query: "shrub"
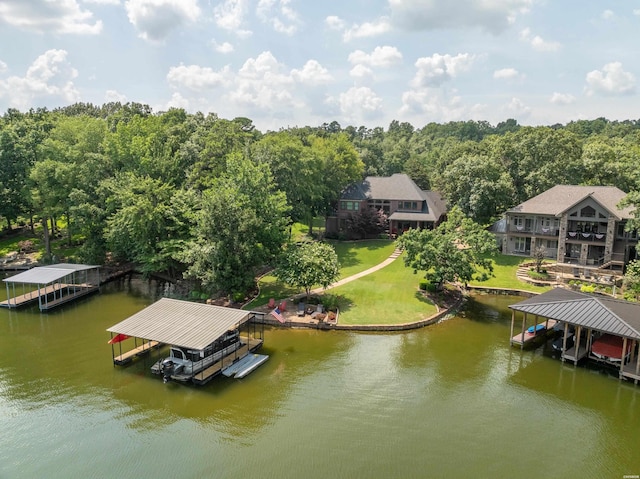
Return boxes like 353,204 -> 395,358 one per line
232,291 -> 245,303
580,284 -> 596,293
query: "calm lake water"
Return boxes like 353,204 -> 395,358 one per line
1,276 -> 639,479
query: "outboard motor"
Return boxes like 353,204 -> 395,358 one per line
162,360 -> 175,383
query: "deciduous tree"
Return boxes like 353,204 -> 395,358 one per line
397,206 -> 497,289
275,241 -> 340,299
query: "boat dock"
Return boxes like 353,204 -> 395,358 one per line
112,340 -> 162,366
2,264 -> 100,311
107,298 -> 268,385
192,338 -> 265,384
509,288 -> 640,385
510,318 -> 558,348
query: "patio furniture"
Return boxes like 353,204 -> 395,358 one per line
297,302 -> 305,317
268,298 -> 276,308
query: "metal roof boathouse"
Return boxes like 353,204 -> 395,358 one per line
107,298 -> 267,385
509,288 -> 640,384
1,263 -> 100,311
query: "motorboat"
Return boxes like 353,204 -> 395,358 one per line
151,330 -> 242,382
590,334 -> 633,364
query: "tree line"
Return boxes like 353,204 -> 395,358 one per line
1,103 -> 639,295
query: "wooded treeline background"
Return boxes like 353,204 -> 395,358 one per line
1,103 -> 639,295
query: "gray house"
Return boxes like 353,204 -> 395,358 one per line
326,173 -> 447,237
501,185 -> 637,273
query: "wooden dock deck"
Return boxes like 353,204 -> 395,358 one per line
561,344 -> 589,364
511,319 -> 558,347
192,338 -> 263,385
113,341 -> 161,365
1,283 -> 99,310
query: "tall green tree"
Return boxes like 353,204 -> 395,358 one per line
397,207 -> 498,289
275,241 -> 340,299
182,154 -> 290,294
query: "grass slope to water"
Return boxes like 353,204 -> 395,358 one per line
470,254 -> 551,293
247,239 -> 396,309
329,255 -> 438,326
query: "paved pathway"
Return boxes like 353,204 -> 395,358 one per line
309,247 -> 403,294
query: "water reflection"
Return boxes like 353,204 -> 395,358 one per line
1,279 -> 640,478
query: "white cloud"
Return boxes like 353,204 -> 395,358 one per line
493,68 -> 522,80
399,87 -> 475,121
585,62 -> 636,96
343,17 -> 391,42
214,0 -> 252,36
349,64 -> 373,79
336,86 -> 384,120
166,91 -> 190,109
325,15 -> 345,30
348,46 -> 403,68
83,0 -> 121,4
291,60 -> 333,85
601,9 -> 614,20
0,60 -> 7,74
505,97 -> 531,116
0,0 -> 102,34
389,0 -> 532,34
125,0 -> 200,42
212,40 -> 234,54
105,89 -> 127,102
550,92 -> 575,105
229,52 -> 298,110
0,49 -> 80,109
520,28 -> 560,52
257,0 -> 301,35
410,53 -> 475,88
167,64 -> 231,91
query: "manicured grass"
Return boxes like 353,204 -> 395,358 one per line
246,239 -> 396,309
328,239 -> 395,279
290,218 -> 326,241
328,255 -> 438,325
469,253 -> 551,293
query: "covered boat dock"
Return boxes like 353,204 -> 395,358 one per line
509,288 -> 640,384
107,298 -> 267,384
1,263 -> 100,311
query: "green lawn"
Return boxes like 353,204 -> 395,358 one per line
469,253 -> 551,293
328,254 -> 438,325
246,239 -> 395,309
328,239 -> 396,279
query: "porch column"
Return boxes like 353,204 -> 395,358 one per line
561,322 -> 569,361
604,216 -> 616,264
520,313 -> 527,350
558,215 -> 568,262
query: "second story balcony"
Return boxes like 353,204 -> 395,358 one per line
566,231 -> 607,243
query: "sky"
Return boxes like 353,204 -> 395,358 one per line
0,0 -> 639,132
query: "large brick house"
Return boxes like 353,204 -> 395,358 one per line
498,185 -> 638,274
326,173 -> 447,237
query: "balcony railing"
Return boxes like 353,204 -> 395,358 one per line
509,226 -> 559,236
565,232 -> 607,242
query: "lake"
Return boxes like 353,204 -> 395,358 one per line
1,276 -> 639,478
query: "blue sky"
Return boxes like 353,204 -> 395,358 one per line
0,0 -> 639,131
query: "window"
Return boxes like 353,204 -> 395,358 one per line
546,240 -> 558,250
401,201 -> 418,210
341,201 -> 359,211
514,237 -> 527,252
580,206 -> 596,218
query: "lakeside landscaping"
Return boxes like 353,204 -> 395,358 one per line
470,254 -> 551,293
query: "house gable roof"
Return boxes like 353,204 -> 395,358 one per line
342,173 -> 425,201
506,185 -> 634,219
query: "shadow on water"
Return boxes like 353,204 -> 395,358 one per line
0,274 -> 354,439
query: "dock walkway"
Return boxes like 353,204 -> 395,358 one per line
113,341 -> 161,365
